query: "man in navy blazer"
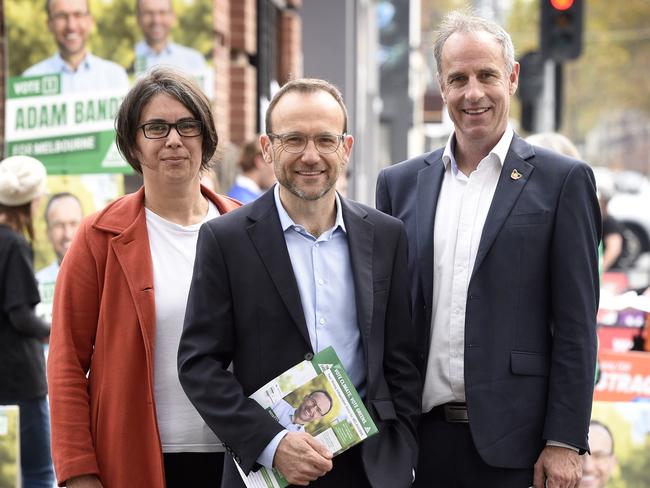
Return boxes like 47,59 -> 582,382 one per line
179,78 -> 420,487
376,11 -> 600,488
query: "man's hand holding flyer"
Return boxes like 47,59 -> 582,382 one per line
234,347 -> 378,488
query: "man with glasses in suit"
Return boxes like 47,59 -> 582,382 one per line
179,78 -> 420,488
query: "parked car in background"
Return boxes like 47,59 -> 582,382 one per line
595,168 -> 650,267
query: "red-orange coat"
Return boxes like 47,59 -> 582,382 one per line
48,187 -> 240,487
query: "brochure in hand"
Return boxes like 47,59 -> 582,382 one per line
235,347 -> 378,488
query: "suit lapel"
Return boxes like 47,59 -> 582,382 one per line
342,199 -> 373,348
417,158 -> 445,311
471,136 -> 535,281
247,192 -> 311,347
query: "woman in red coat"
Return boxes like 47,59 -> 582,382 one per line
48,68 -> 240,488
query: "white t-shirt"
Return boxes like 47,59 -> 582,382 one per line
146,201 -> 223,453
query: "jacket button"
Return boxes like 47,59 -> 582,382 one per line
304,352 -> 314,361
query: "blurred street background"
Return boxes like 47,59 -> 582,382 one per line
2,1 -> 650,485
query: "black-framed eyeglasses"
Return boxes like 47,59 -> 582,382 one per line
267,132 -> 346,154
138,120 -> 203,139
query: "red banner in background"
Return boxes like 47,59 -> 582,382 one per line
601,271 -> 629,295
597,326 -> 640,352
595,350 -> 650,402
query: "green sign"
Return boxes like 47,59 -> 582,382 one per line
6,131 -> 129,174
5,75 -> 131,175
8,74 -> 61,98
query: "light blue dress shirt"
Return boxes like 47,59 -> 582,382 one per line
270,399 -> 304,432
256,185 -> 366,469
134,41 -> 207,74
23,53 -> 129,94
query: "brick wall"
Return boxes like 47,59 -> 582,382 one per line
278,9 -> 303,84
229,0 -> 257,146
230,61 -> 257,145
230,0 -> 256,55
213,0 -> 231,146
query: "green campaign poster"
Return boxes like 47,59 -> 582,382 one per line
3,0 -> 213,175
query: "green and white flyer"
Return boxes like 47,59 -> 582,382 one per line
236,347 -> 378,488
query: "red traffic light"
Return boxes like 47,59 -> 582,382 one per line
550,0 -> 574,10
541,0 -> 583,61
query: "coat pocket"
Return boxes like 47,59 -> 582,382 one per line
506,211 -> 550,226
510,351 -> 550,376
371,399 -> 397,421
373,277 -> 390,294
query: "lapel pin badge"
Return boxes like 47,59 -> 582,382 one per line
510,169 -> 523,181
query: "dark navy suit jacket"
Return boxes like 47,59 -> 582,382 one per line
376,134 -> 601,469
179,189 -> 421,487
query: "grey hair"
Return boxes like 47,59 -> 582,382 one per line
433,10 -> 516,81
526,132 -> 581,159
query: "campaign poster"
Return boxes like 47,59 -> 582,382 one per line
595,350 -> 650,403
0,406 -> 20,488
3,0 -> 212,286
590,349 -> 650,487
3,0 -> 212,174
590,401 -> 650,488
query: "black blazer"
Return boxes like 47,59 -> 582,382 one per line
178,189 -> 421,488
376,134 -> 601,468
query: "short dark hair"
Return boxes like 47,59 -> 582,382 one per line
308,389 -> 334,416
115,67 -> 218,174
0,203 -> 34,240
265,78 -> 348,134
45,0 -> 90,18
44,192 -> 82,227
237,139 -> 262,173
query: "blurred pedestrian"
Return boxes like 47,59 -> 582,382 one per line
526,132 -> 581,159
598,192 -> 625,272
227,138 -> 277,203
47,67 -> 240,488
377,12 -> 600,488
0,155 -> 55,488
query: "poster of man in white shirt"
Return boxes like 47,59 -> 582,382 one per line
35,192 -> 84,323
22,0 -> 129,93
135,0 -> 207,76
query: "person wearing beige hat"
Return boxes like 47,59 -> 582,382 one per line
0,155 -> 55,488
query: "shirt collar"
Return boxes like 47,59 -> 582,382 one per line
442,125 -> 514,174
135,40 -> 174,57
54,52 -> 93,73
273,184 -> 346,235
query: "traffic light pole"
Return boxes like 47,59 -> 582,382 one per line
536,59 -> 557,132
